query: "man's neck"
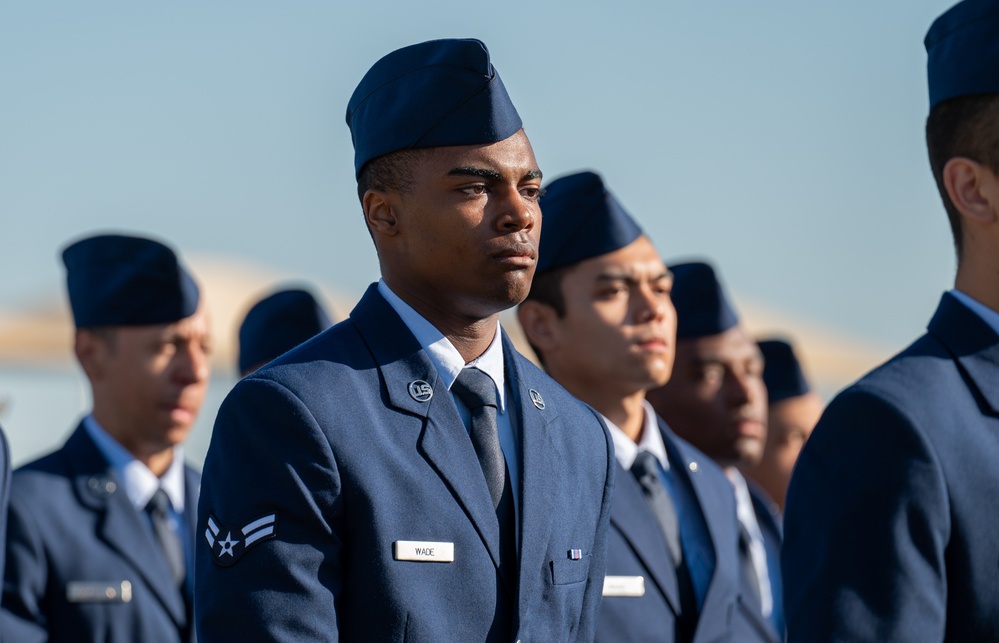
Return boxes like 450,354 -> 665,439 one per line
90,410 -> 175,477
955,234 -> 999,314
381,278 -> 501,363
584,389 -> 648,443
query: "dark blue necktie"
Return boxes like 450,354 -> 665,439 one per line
631,451 -> 698,635
451,368 -> 516,574
146,488 -> 185,586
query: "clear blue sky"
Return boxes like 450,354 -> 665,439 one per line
1,0 -> 958,349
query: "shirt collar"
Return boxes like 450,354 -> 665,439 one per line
83,415 -> 186,512
950,289 -> 999,336
726,468 -> 762,538
378,279 -> 506,409
603,401 -> 670,471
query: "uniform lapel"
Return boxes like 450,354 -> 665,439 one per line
930,292 -> 999,416
609,465 -> 682,614
66,424 -> 188,628
349,286 -> 504,570
503,340 -> 561,618
659,420 -> 735,643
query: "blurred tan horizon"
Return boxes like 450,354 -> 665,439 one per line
0,255 -> 891,396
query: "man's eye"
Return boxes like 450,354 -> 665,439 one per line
698,367 -> 724,384
521,186 -> 544,200
461,185 -> 487,195
596,286 -> 626,298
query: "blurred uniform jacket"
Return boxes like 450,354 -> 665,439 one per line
597,418 -> 780,643
1,424 -> 197,643
195,285 -> 616,642
783,292 -> 999,641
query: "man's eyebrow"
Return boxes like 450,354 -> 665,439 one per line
447,166 -> 503,180
522,169 -> 543,182
594,270 -> 673,283
595,272 -> 635,283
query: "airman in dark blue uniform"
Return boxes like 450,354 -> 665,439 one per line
195,39 -> 615,642
2,233 -> 210,643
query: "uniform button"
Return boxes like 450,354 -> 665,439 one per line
688,461 -> 699,473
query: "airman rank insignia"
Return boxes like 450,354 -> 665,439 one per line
205,512 -> 277,566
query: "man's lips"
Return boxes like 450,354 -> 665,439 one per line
633,334 -> 671,353
492,243 -> 537,266
733,417 -> 766,439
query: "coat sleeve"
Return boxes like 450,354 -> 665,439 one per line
1,488 -> 51,643
195,377 -> 344,642
782,387 -> 948,642
574,410 -> 616,642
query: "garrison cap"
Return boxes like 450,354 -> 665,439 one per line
238,288 -> 333,374
669,261 -> 739,339
346,38 -> 523,178
62,233 -> 200,329
758,338 -> 811,403
926,0 -> 999,108
535,171 -> 644,274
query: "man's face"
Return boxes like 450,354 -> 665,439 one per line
747,392 -> 822,507
539,236 -> 675,396
87,305 -> 212,456
377,129 -> 543,320
647,326 -> 768,468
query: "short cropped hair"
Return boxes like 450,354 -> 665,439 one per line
356,148 -> 432,203
926,93 -> 999,258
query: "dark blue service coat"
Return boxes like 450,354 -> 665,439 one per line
1,424 -> 198,643
597,420 -> 778,643
783,292 -> 999,641
195,285 -> 615,642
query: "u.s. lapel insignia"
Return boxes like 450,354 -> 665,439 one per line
205,513 -> 277,566
408,380 -> 433,403
529,389 -> 545,410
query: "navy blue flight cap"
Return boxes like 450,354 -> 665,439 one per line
346,38 -> 523,178
238,288 -> 333,374
758,338 -> 811,404
62,233 -> 200,329
669,261 -> 739,339
926,0 -> 999,108
535,171 -> 644,274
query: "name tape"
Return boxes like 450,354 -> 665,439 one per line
602,575 -> 646,597
393,540 -> 454,563
67,580 -> 133,603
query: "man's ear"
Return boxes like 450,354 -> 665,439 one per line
517,301 -> 561,355
943,157 -> 999,226
74,329 -> 108,381
363,189 -> 401,239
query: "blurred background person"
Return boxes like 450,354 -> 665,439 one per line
647,261 -> 782,643
743,338 -> 821,512
519,171 -> 751,642
237,286 -> 333,377
2,233 -> 209,643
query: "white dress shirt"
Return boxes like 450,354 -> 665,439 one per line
377,279 -> 521,523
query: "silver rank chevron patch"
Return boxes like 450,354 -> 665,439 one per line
206,513 -> 277,566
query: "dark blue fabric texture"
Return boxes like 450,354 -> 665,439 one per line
61,233 -> 199,328
783,292 -> 999,641
535,170 -> 644,274
1,424 -> 199,643
346,38 -> 523,177
196,284 -> 616,642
